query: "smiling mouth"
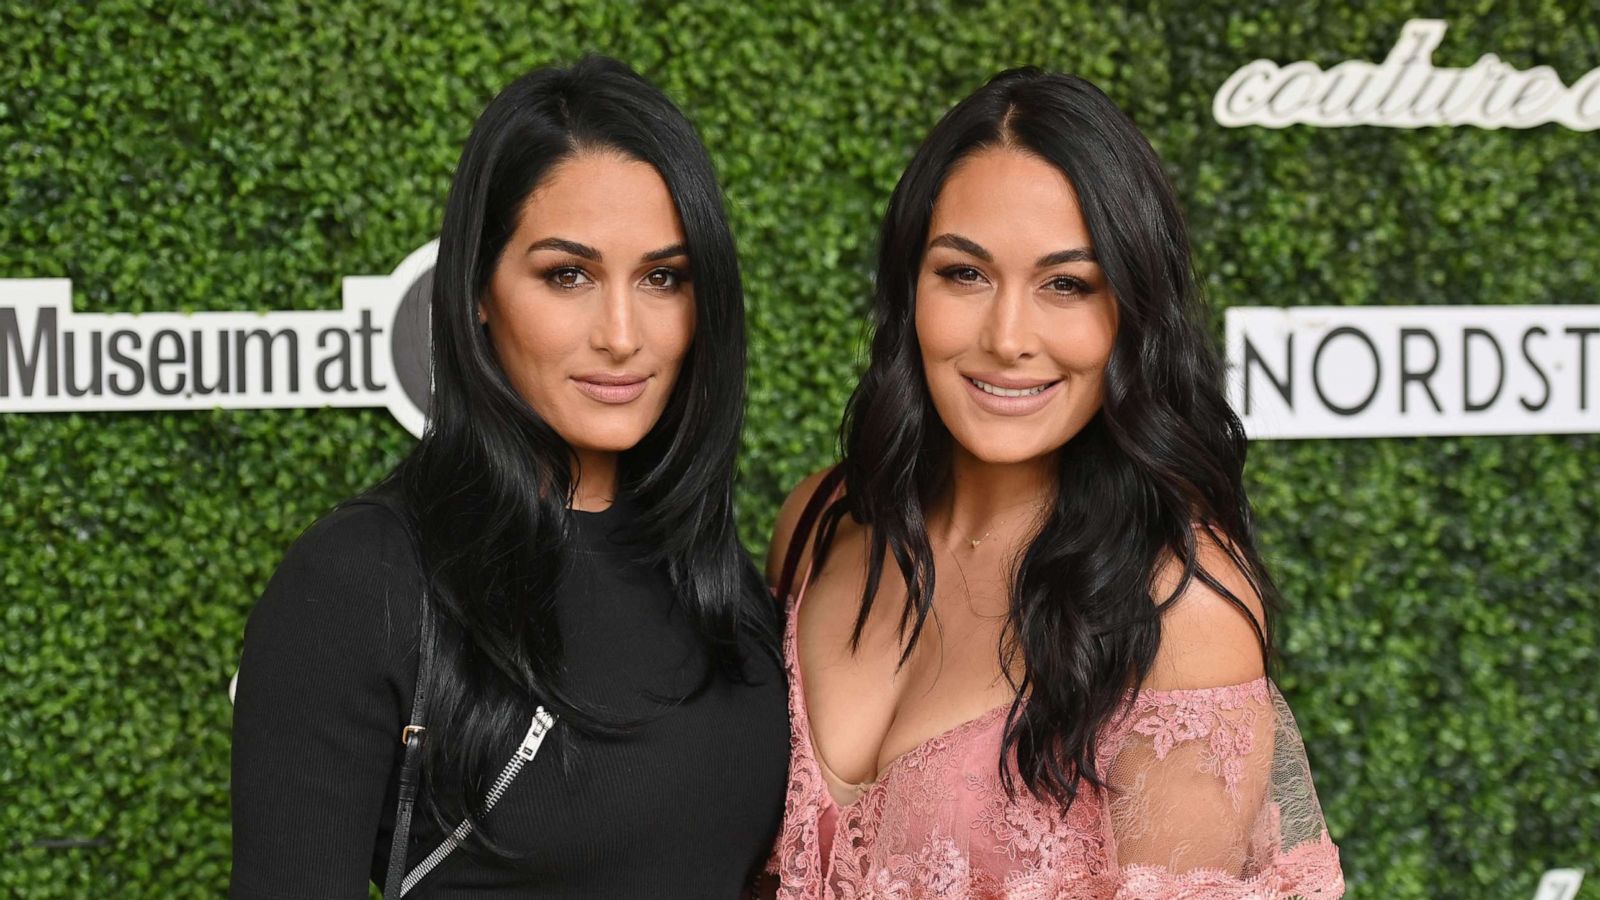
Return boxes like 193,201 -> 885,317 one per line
965,376 -> 1060,398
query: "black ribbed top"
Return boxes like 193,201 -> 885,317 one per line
230,488 -> 789,899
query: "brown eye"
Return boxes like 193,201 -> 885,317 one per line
548,267 -> 590,289
644,267 -> 683,290
1048,275 -> 1088,295
936,265 -> 987,285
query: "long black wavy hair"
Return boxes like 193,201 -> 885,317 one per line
389,55 -> 770,847
815,67 -> 1277,809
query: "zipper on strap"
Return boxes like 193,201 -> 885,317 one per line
399,707 -> 557,896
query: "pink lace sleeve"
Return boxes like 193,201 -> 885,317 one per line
1103,680 -> 1344,899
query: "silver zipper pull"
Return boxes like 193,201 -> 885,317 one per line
517,706 -> 555,760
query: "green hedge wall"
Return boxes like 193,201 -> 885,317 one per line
3,1 -> 1596,896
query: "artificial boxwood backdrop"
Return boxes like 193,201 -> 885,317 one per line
2,1 -> 1597,897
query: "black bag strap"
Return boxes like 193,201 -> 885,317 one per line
337,491 -> 434,900
384,592 -> 433,900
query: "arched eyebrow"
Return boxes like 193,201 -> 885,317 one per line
1036,247 -> 1097,267
641,243 -> 688,262
927,233 -> 992,262
928,233 -> 1097,268
526,237 -> 600,259
523,238 -> 687,264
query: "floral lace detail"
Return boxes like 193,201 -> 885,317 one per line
1114,832 -> 1346,899
770,591 -> 1345,899
1121,681 -> 1270,809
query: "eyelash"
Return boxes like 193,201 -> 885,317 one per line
934,265 -> 1091,296
544,266 -> 590,289
642,266 -> 689,291
542,266 -> 690,291
1045,275 -> 1090,295
935,265 -> 987,286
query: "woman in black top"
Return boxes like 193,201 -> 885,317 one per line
230,56 -> 789,899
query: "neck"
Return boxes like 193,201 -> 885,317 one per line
570,447 -> 620,512
931,444 -> 1056,550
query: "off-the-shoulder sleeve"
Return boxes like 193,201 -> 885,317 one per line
1102,679 -> 1344,899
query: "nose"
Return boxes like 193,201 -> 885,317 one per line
593,282 -> 641,359
978,284 -> 1034,363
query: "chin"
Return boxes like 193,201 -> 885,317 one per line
569,433 -> 651,454
950,433 -> 1057,466
561,418 -> 655,453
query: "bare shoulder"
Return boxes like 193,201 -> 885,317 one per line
1143,528 -> 1269,691
764,467 -> 838,588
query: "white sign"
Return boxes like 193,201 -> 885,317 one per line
1215,19 -> 1600,130
0,243 -> 438,437
1532,869 -> 1585,900
1227,306 -> 1600,439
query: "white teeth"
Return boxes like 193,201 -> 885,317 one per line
969,378 -> 1053,398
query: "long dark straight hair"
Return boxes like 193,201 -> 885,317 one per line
389,55 -> 769,846
818,67 -> 1277,809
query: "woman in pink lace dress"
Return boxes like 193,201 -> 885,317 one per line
762,69 -> 1344,899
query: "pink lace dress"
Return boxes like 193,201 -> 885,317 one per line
768,583 -> 1345,899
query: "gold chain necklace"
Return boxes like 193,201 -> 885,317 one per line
959,500 -> 1050,550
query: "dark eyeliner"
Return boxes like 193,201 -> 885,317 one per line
646,266 -> 691,289
934,264 -> 982,283
1046,274 -> 1091,294
541,265 -> 587,288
